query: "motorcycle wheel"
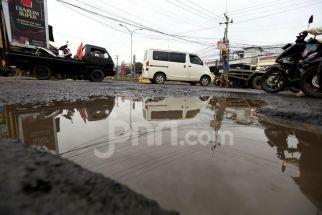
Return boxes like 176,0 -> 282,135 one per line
300,66 -> 322,98
261,68 -> 288,93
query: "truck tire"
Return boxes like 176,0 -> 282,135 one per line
90,69 -> 105,82
251,76 -> 263,90
33,65 -> 52,80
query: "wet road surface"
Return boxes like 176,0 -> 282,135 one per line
1,95 -> 321,215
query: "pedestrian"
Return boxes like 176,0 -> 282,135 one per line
297,26 -> 322,97
221,58 -> 230,88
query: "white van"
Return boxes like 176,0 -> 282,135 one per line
142,49 -> 214,86
142,97 -> 210,121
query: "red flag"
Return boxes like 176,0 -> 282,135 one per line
78,107 -> 88,124
76,42 -> 84,60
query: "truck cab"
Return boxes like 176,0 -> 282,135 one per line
82,45 -> 114,68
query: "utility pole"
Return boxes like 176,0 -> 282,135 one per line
219,13 -> 233,61
115,55 -> 119,76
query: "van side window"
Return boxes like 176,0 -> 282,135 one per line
153,51 -> 169,61
169,53 -> 186,63
190,55 -> 203,65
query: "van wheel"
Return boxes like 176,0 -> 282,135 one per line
90,69 -> 104,82
200,76 -> 210,86
33,65 -> 52,80
154,73 -> 166,84
150,79 -> 155,84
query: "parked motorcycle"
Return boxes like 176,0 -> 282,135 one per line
47,41 -> 72,58
261,16 -> 317,93
58,42 -> 72,58
300,50 -> 322,98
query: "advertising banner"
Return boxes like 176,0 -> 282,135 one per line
20,114 -> 58,151
217,41 -> 229,51
1,0 -> 48,48
257,55 -> 278,66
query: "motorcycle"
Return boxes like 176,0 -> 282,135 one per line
300,49 -> 322,98
47,41 -> 72,58
58,42 -> 72,58
261,15 -> 317,93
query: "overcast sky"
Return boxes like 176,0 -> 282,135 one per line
48,0 -> 322,64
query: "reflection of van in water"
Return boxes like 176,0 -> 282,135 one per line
142,97 -> 210,121
142,49 -> 214,86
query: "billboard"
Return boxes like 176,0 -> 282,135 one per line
257,55 -> 278,66
1,0 -> 49,48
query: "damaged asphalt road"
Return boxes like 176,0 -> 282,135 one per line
1,77 -> 322,126
0,139 -> 178,215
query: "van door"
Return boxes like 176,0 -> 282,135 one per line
188,54 -> 204,81
168,52 -> 188,80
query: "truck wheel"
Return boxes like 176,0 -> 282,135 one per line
200,76 -> 210,86
251,76 -> 263,90
33,65 -> 52,80
90,69 -> 105,82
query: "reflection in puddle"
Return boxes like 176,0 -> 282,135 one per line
0,96 -> 321,215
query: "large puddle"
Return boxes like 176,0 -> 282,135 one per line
1,96 -> 322,215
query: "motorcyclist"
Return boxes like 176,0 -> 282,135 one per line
304,26 -> 322,37
297,26 -> 322,96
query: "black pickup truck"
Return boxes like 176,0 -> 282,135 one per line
6,44 -> 115,82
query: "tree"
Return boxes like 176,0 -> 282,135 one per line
135,62 -> 143,74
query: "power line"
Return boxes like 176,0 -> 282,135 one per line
125,0 -> 202,28
229,0 -> 290,15
182,0 -> 222,19
97,0 -> 178,33
56,0 -> 214,46
232,0 -> 320,19
175,0 -> 221,21
78,0 -> 171,33
234,1 -> 322,24
164,0 -> 212,20
198,0 -> 321,28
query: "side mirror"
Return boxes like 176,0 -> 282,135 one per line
309,15 -> 313,24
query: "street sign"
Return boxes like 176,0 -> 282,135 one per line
217,41 -> 229,51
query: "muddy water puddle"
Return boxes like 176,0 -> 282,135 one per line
1,96 -> 321,215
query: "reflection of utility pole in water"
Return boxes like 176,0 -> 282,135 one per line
210,98 -> 227,151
